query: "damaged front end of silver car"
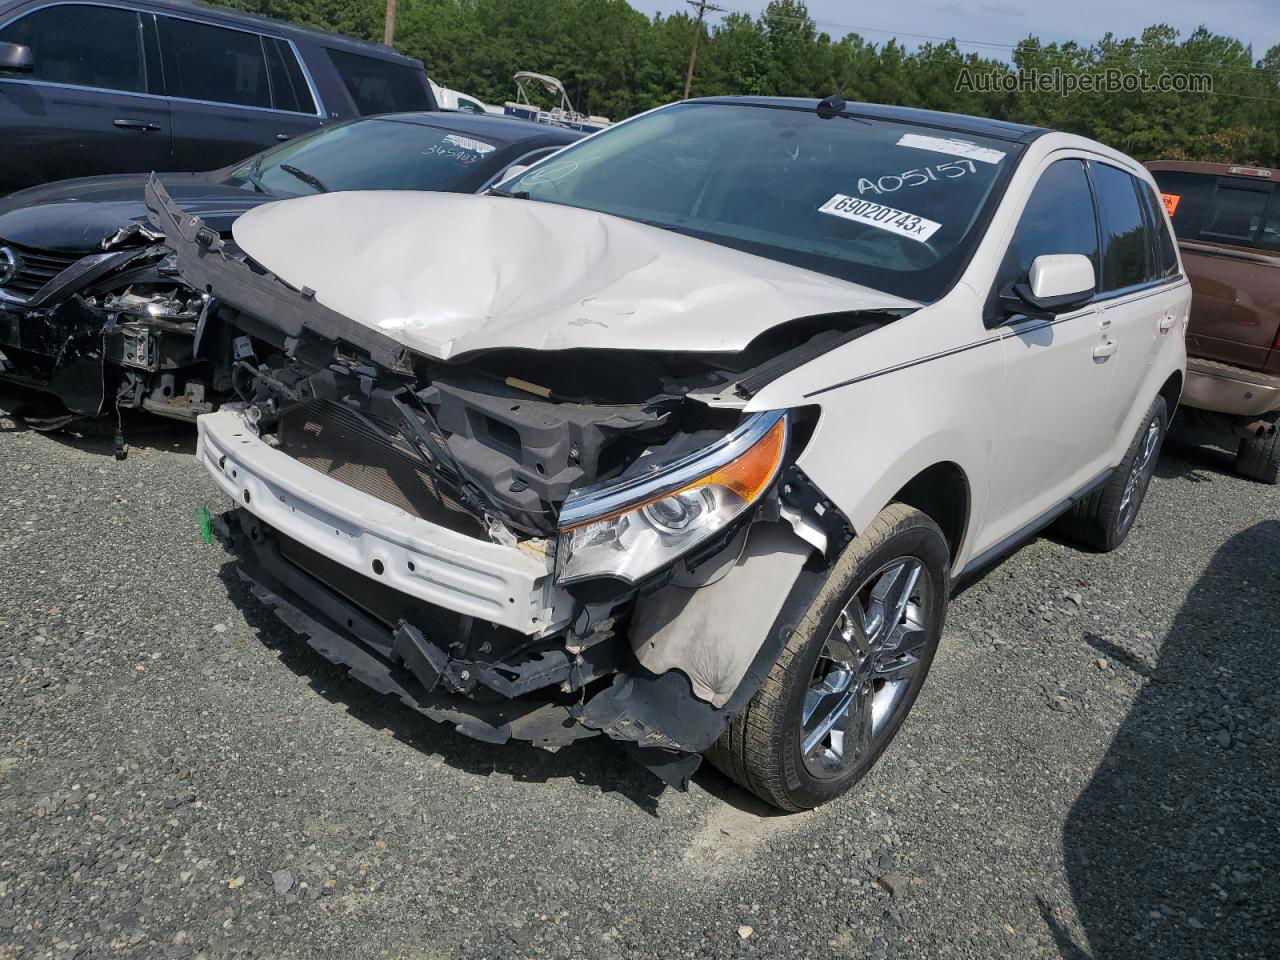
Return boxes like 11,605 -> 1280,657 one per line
147,176 -> 891,788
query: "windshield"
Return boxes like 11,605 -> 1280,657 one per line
505,102 -> 1023,301
225,118 -> 517,196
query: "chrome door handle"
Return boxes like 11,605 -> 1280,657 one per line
113,118 -> 161,132
276,133 -> 292,141
1158,314 -> 1177,333
1093,338 -> 1118,361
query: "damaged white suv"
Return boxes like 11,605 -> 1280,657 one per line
149,96 -> 1188,811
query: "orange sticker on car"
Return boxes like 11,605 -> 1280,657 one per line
1161,192 -> 1181,216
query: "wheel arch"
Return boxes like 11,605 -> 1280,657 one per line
1158,369 -> 1183,416
890,461 -> 971,567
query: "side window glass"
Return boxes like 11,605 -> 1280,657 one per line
1004,158 -> 1099,287
1138,180 -> 1180,278
264,38 -> 315,114
325,49 -> 432,115
0,5 -> 145,93
158,17 -> 270,109
1092,162 -> 1148,291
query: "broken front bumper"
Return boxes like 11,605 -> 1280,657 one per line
0,300 -> 108,415
198,407 -> 812,784
0,292 -> 210,420
197,408 -> 563,635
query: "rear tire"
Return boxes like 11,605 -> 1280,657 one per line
1236,431 -> 1280,484
1055,396 -> 1166,552
706,504 -> 950,812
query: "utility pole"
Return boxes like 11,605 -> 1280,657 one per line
384,0 -> 396,46
683,0 -> 724,99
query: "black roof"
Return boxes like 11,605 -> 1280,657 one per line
690,96 -> 1048,143
375,111 -> 585,147
126,0 -> 421,63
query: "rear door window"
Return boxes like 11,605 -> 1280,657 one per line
264,37 -> 316,114
158,16 -> 270,109
1137,181 -> 1180,278
0,4 -> 146,93
325,49 -> 432,115
1091,162 -> 1150,292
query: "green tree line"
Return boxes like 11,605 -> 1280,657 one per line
217,0 -> 1280,165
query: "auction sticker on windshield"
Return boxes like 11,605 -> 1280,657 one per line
443,133 -> 496,155
896,133 -> 1005,165
818,195 -> 942,242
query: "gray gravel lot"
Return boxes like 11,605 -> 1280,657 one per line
1,394 -> 1276,960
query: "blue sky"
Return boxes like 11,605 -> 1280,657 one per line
627,0 -> 1279,60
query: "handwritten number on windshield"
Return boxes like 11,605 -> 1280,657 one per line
858,159 -> 976,196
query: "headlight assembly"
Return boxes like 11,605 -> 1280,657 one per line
555,410 -> 788,584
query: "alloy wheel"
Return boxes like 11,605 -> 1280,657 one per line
1118,417 -> 1161,534
800,557 -> 934,779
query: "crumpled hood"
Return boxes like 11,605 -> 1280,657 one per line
231,191 -> 918,359
0,173 -> 269,253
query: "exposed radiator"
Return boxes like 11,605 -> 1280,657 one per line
276,400 -> 485,539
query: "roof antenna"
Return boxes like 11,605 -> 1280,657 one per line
816,93 -> 845,119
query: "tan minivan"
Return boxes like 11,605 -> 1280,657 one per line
1146,161 -> 1280,482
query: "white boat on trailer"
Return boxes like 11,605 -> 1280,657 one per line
503,71 -> 611,134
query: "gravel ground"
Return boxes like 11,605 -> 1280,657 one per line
1,394 -> 1276,960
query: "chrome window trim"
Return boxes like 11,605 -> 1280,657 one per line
558,409 -> 788,528
0,0 -> 327,117
476,146 -> 563,193
1096,277 -> 1189,309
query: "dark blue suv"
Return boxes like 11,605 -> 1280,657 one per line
0,0 -> 437,194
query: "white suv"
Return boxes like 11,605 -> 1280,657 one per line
150,96 -> 1188,811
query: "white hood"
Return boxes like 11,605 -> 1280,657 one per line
231,192 -> 917,360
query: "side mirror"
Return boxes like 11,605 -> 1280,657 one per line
1000,253 -> 1095,321
0,42 -> 33,73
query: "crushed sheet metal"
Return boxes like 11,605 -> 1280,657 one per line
229,191 -> 918,360
241,572 -> 591,748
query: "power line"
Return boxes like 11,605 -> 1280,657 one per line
683,0 -> 726,99
666,2 -> 1280,102
712,3 -> 1280,78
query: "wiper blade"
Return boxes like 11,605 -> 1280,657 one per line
241,154 -> 269,193
486,186 -> 529,199
243,169 -> 268,194
279,163 -> 330,194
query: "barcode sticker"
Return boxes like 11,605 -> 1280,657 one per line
818,195 -> 942,242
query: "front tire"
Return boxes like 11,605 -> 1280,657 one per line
1056,396 -> 1167,552
706,504 -> 950,812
